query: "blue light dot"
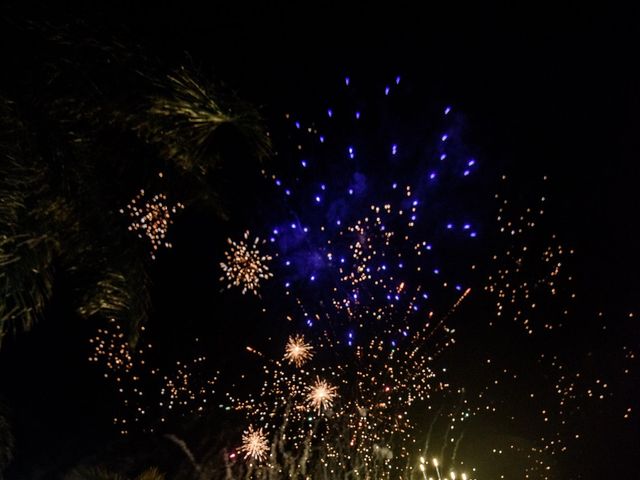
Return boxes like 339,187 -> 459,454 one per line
285,260 -> 291,266
398,263 -> 404,268
348,341 -> 352,346
270,237 -> 275,242
327,109 -> 333,118
315,196 -> 321,203
301,160 -> 307,167
345,77 -> 350,86
348,331 -> 353,338
456,285 -> 462,291
310,275 -> 316,281
392,182 -> 398,189
285,282 -> 290,288
468,159 -> 476,166
275,179 -> 281,186
303,227 -> 309,233
441,134 -> 448,141
320,184 -> 326,190
470,232 -> 477,238
285,189 -> 291,195
385,86 -> 390,95
422,293 -> 429,299
429,172 -> 437,180
412,200 -> 418,206
319,136 -> 325,143
392,144 -> 398,155
426,244 -> 432,250
273,228 -> 279,235
411,215 -> 416,221
391,340 -> 396,347
447,223 -> 453,229
396,75 -> 401,85
295,121 -> 300,129
463,170 -> 470,176
336,220 -> 342,226
434,269 -> 440,274
290,223 -> 296,229
348,188 -> 354,195
355,111 -> 361,119
440,154 -> 447,161
463,224 -> 471,230
444,106 -> 451,115
381,264 -> 387,270
340,258 -> 345,264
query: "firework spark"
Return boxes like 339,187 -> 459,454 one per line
484,175 -> 576,334
89,319 -> 217,435
220,231 -> 273,295
284,334 -> 314,367
121,189 -> 184,260
306,377 -> 338,414
239,425 -> 269,461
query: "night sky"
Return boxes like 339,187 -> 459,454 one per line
0,3 -> 639,479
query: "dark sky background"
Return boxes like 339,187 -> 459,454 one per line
0,2 -> 639,479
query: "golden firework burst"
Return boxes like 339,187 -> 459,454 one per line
284,334 -> 314,367
121,189 -> 184,260
239,425 -> 269,461
220,231 -> 273,295
306,377 -> 338,414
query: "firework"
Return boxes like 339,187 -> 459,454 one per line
484,175 -> 576,334
284,334 -> 314,367
239,425 -> 269,461
89,319 -> 217,434
219,75 -> 631,479
224,77 -> 486,475
220,231 -> 273,295
418,456 -> 474,480
225,288 -> 471,476
306,377 -> 338,414
260,77 -> 484,353
121,188 -> 184,260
